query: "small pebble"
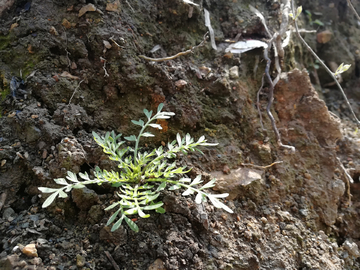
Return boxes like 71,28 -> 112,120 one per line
21,244 -> 38,257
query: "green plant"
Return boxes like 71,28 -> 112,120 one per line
304,10 -> 324,26
39,103 -> 233,232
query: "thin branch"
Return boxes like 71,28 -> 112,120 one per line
256,74 -> 265,130
100,57 -> 110,77
263,45 -> 296,153
291,0 -> 360,125
241,161 -> 283,169
347,0 -> 360,21
139,32 -> 208,62
251,3 -> 295,153
104,251 -> 120,270
68,79 -> 84,105
125,0 -> 135,13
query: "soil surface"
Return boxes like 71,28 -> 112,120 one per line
1,0 -> 360,269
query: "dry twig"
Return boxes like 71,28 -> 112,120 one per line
241,161 -> 283,170
68,79 -> 84,105
104,251 -> 120,270
139,32 -> 208,62
291,0 -> 360,125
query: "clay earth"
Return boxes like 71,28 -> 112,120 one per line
1,0 -> 360,269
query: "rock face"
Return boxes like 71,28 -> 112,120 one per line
1,0 -> 360,269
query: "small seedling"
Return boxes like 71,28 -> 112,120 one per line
39,103 -> 232,232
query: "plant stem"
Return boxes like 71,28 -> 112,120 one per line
291,0 -> 360,125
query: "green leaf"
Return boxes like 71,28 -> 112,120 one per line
185,133 -> 193,145
177,133 -> 182,147
149,123 -> 162,130
191,175 -> 203,186
58,190 -> 68,198
105,202 -> 119,211
155,115 -> 171,119
157,103 -> 164,112
199,179 -> 217,190
38,187 -> 61,193
79,172 -> 90,181
195,193 -> 204,204
111,215 -> 125,232
107,209 -> 121,225
182,188 -> 194,196
210,193 -> 229,198
142,132 -> 155,137
66,171 -> 78,182
124,216 -> 139,232
143,201 -> 164,210
124,135 -> 137,141
313,19 -> 324,26
208,195 -> 233,213
131,119 -> 145,127
169,184 -> 181,190
42,191 -> 59,208
92,131 -> 103,144
54,178 -> 68,185
138,208 -> 150,218
72,183 -> 86,189
156,182 -> 166,192
156,207 -> 165,214
143,109 -> 153,120
334,63 -> 351,76
124,208 -> 138,215
179,178 -> 191,183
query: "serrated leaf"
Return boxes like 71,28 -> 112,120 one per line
124,135 -> 137,141
107,209 -> 121,225
54,178 -> 68,185
124,216 -> 139,232
191,175 -> 203,186
58,190 -> 68,198
131,119 -> 145,127
199,179 -> 217,190
149,123 -> 163,130
66,171 -> 78,182
79,172 -> 90,181
182,188 -> 194,196
143,109 -> 152,120
38,187 -> 61,193
142,132 -> 155,137
42,191 -> 59,208
143,201 -> 164,210
157,103 -> 164,112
